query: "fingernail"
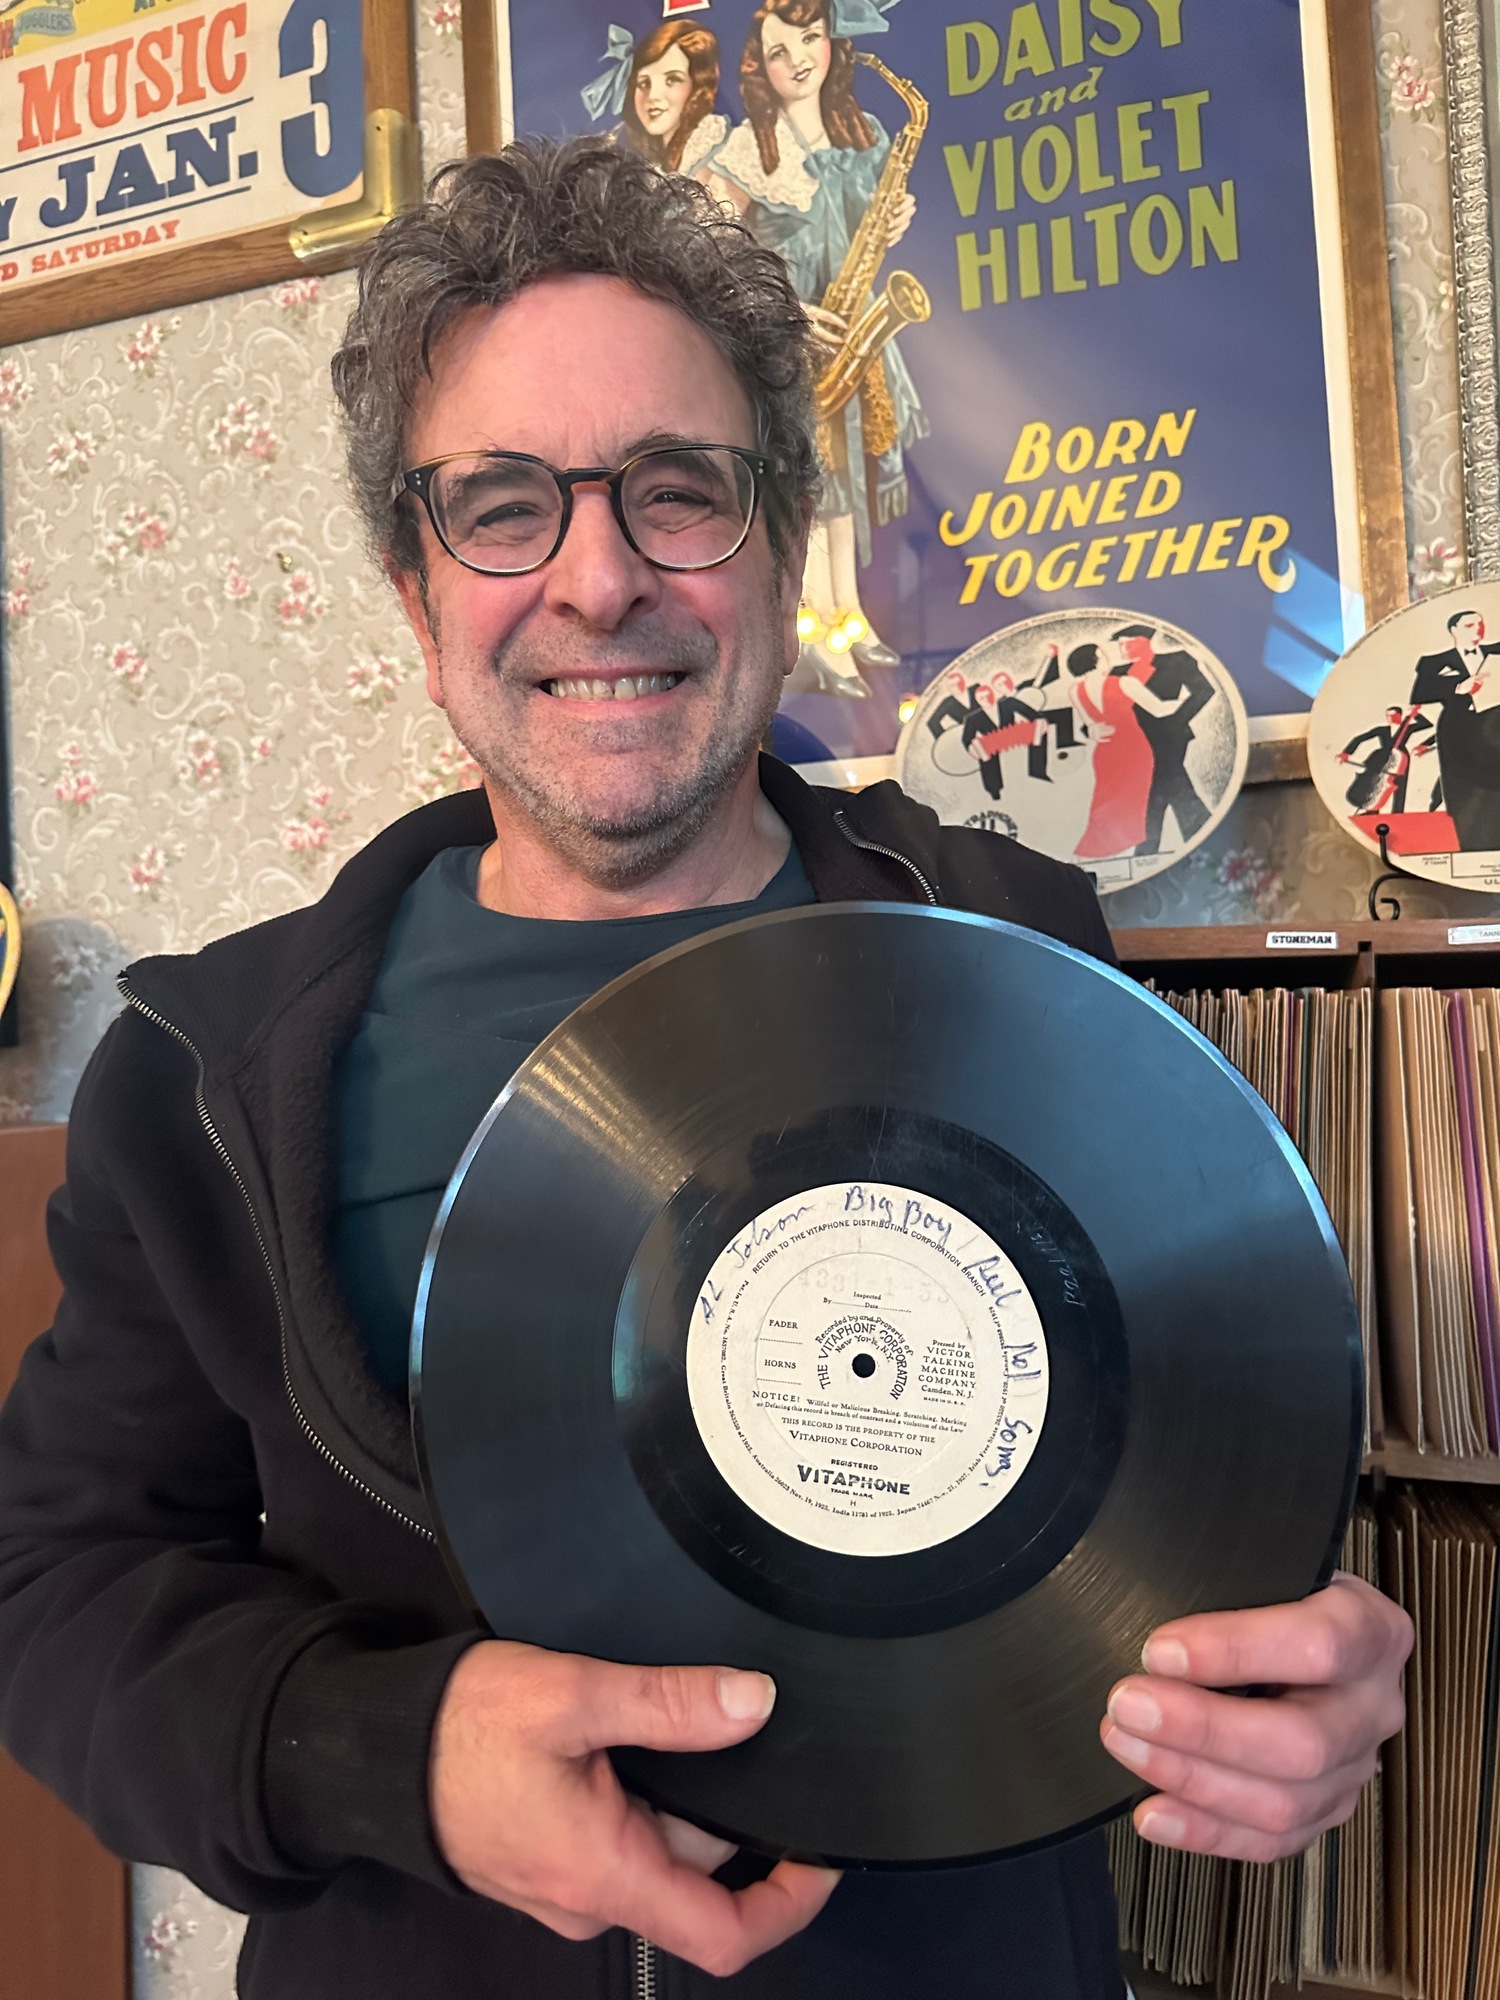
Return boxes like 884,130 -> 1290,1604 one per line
1139,1809 -> 1187,1847
1108,1686 -> 1162,1735
1104,1726 -> 1153,1772
1143,1636 -> 1190,1678
718,1670 -> 776,1721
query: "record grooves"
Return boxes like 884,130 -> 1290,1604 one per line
413,904 -> 1363,1866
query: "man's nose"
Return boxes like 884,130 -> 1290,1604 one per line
542,486 -> 659,630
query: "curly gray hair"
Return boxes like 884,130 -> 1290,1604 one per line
331,137 -> 823,576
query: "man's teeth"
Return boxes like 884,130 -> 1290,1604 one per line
545,674 -> 682,701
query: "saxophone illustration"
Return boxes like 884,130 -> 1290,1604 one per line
815,50 -> 932,460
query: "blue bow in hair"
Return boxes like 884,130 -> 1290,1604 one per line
581,22 -> 635,121
828,0 -> 900,35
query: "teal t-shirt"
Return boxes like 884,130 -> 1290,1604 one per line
332,842 -> 816,1397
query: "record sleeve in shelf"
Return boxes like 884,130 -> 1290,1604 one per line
1111,920 -> 1500,1487
1106,920 -> 1500,2000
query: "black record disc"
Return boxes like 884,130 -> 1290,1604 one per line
412,904 -> 1362,1866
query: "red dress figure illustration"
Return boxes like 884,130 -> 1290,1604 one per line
1069,645 -> 1189,862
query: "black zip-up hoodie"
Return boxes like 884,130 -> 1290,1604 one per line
0,760 -> 1126,2000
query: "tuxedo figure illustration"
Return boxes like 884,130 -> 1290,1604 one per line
927,673 -> 1040,801
1408,608 -> 1500,852
1309,584 -> 1500,893
1112,624 -> 1215,857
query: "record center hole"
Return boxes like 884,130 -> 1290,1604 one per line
852,1353 -> 877,1379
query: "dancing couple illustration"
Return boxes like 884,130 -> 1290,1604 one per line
581,0 -> 927,697
927,624 -> 1215,863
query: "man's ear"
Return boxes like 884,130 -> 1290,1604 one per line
779,497 -> 816,678
387,557 -> 444,706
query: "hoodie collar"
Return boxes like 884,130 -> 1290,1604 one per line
119,757 -> 936,1075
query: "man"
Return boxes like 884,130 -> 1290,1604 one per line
1113,623 -> 1213,856
1410,608 -> 1500,850
1337,706 -> 1435,817
927,675 -> 1041,802
0,142 -> 1409,2000
926,670 -> 998,774
1017,639 -> 1082,781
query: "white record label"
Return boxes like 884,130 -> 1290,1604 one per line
686,1183 -> 1049,1558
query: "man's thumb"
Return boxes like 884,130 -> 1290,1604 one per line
573,1661 -> 777,1756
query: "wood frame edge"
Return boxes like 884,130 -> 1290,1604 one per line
2,0 -> 417,349
1326,0 -> 1410,628
461,0 -> 502,156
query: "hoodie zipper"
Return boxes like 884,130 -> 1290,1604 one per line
115,820 -> 930,1544
832,811 -> 938,905
118,978 -> 436,1544
129,977 -> 657,1990
622,819 -> 927,2000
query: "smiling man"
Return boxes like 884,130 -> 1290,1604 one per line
0,141 -> 1409,2000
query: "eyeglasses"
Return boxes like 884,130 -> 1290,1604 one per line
396,443 -> 770,577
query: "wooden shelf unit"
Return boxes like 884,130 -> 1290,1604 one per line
1109,922 -> 1500,2000
1111,918 -> 1500,1490
1114,917 -> 1500,992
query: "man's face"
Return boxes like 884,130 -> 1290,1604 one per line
1117,633 -> 1155,670
393,274 -> 807,885
1456,613 -> 1485,648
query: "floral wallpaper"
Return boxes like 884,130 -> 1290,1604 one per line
0,1 -> 471,1127
0,1 -> 1490,1993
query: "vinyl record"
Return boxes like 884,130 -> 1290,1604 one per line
1308,582 -> 1500,893
894,610 -> 1249,894
413,905 -> 1361,1866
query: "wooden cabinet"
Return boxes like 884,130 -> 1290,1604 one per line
0,1124 -> 128,2000
1109,921 -> 1500,2000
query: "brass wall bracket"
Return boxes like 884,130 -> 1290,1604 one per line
288,109 -> 421,266
0,884 -> 21,1022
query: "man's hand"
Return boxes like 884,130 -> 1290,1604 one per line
430,1641 -> 839,1976
1100,1574 -> 1411,1862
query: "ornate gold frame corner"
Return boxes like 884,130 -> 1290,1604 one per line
1443,0 -> 1500,580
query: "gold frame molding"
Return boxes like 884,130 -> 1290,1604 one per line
3,0 -> 418,345
461,0 -> 511,154
1325,0 -> 1409,628
0,886 -> 19,1025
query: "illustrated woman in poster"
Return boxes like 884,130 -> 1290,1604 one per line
583,21 -> 729,181
1069,644 -> 1190,863
703,0 -> 927,692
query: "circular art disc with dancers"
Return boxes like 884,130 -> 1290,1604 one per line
894,610 -> 1250,894
1308,583 -> 1500,894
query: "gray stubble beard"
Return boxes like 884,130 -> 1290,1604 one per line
437,616 -> 786,891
